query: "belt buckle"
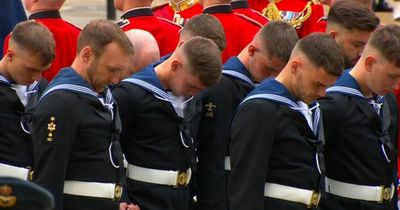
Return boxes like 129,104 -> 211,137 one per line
27,166 -> 33,181
114,185 -> 122,200
175,171 -> 188,187
307,191 -> 320,208
379,185 -> 392,203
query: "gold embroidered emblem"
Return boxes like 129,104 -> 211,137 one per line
205,102 -> 217,117
47,116 -> 56,142
0,185 -> 16,207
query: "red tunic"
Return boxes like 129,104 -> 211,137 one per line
117,8 -> 181,56
153,2 -> 203,26
203,5 -> 262,62
3,10 -> 80,82
232,1 -> 268,25
394,88 -> 400,185
311,16 -> 327,33
247,0 -> 324,37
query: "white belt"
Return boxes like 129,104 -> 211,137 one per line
264,182 -> 320,208
63,180 -> 122,200
325,177 -> 395,203
225,156 -> 231,171
0,163 -> 30,180
127,164 -> 191,187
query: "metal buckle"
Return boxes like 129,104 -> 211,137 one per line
307,191 -> 320,208
175,171 -> 188,187
378,185 -> 392,203
114,185 -> 122,200
27,166 -> 33,181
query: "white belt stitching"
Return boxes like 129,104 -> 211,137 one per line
127,164 -> 191,186
264,182 -> 320,207
325,177 -> 395,202
0,163 -> 30,180
63,180 -> 121,200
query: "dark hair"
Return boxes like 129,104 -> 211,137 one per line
258,20 -> 298,63
297,33 -> 344,76
327,0 -> 379,31
10,20 -> 55,66
368,24 -> 400,67
180,14 -> 226,51
77,19 -> 134,57
182,36 -> 222,86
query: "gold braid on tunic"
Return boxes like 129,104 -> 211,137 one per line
262,0 -> 314,29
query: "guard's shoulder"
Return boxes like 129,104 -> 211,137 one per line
64,21 -> 82,31
157,16 -> 182,28
116,19 -> 130,28
234,13 -> 263,28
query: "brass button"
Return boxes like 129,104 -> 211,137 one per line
177,172 -> 188,186
114,185 -> 122,200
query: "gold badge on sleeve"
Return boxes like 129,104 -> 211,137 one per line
47,116 -> 56,142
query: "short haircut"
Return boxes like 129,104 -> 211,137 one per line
180,14 -> 226,51
77,19 -> 134,57
257,20 -> 299,63
327,0 -> 379,32
296,33 -> 344,76
182,36 -> 222,86
10,20 -> 56,66
125,29 -> 160,71
368,24 -> 400,67
351,0 -> 373,9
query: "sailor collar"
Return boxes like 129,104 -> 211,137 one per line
122,63 -> 193,103
223,56 -> 255,86
327,69 -> 384,104
39,68 -> 114,115
0,74 -> 39,92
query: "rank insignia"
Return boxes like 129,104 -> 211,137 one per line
0,185 -> 16,208
116,19 -> 130,28
204,102 -> 216,118
47,116 -> 56,142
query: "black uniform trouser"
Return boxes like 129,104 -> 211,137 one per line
264,197 -> 321,210
319,193 -> 395,210
64,194 -> 119,210
126,178 -> 190,210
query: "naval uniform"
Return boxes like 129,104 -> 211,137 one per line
3,11 -> 80,82
117,7 -> 181,57
0,75 -> 42,180
231,0 -> 268,25
112,63 -> 198,210
194,57 -> 255,210
247,0 -> 324,37
229,78 -> 324,210
318,70 -> 398,210
202,4 -> 262,62
31,68 -> 125,210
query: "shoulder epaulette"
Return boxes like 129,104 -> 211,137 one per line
65,21 -> 82,31
317,16 -> 327,22
157,17 -> 182,28
234,13 -> 263,28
